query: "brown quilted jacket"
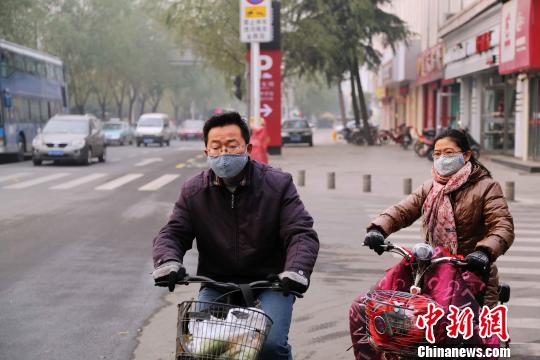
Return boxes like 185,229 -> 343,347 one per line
368,164 -> 514,307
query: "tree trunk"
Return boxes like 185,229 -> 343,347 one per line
353,58 -> 374,145
128,86 -> 138,123
337,78 -> 347,127
349,69 -> 360,128
112,82 -> 126,121
139,94 -> 147,118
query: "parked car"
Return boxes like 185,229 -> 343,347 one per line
178,119 -> 204,140
32,114 -> 106,166
281,119 -> 313,146
135,113 -> 172,147
103,119 -> 134,145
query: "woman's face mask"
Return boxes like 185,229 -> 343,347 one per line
434,153 -> 466,176
207,152 -> 248,179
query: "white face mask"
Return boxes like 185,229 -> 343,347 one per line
434,153 -> 465,176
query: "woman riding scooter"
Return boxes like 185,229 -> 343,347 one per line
350,129 -> 514,358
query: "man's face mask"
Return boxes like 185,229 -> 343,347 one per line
207,152 -> 248,179
433,153 -> 465,176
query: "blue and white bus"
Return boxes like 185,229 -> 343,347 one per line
0,39 -> 68,160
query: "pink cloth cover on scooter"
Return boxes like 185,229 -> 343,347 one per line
349,246 -> 500,360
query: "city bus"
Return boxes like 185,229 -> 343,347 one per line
0,39 -> 68,161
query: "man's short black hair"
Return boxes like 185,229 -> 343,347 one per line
203,112 -> 250,145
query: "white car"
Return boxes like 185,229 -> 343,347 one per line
135,113 -> 172,147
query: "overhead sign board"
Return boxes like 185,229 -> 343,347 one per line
240,0 -> 273,43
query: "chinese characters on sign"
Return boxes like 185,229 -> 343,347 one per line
240,0 -> 273,43
416,304 -> 510,344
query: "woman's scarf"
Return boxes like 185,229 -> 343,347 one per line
422,161 -> 472,254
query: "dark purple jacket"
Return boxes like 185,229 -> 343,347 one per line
153,160 -> 319,284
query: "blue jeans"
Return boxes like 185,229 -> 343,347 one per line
198,287 -> 294,360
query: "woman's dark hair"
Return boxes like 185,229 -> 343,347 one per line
203,112 -> 250,145
433,128 -> 491,176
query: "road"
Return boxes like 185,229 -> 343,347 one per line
0,140 -> 205,360
2,131 -> 540,359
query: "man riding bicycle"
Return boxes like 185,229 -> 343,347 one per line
152,112 -> 320,359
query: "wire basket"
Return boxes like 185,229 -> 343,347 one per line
362,290 -> 439,357
176,300 -> 273,360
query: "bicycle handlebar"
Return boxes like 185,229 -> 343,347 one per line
156,274 -> 304,298
378,242 -> 469,267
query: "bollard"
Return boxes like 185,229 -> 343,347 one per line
297,170 -> 305,187
403,178 -> 412,195
505,181 -> 515,201
363,174 -> 371,193
327,172 -> 335,190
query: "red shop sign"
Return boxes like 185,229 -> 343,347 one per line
499,0 -> 540,74
476,31 -> 492,53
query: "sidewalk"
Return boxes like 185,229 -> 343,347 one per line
133,130 -> 540,359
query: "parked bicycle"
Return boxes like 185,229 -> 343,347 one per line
156,275 -> 302,360
377,124 -> 412,149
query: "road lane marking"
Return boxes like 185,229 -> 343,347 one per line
95,173 -> 143,190
138,174 -> 180,191
196,154 -> 204,159
509,318 -> 540,329
4,173 -> 71,189
176,163 -> 186,169
0,172 -> 30,184
498,256 -> 540,263
135,158 -> 163,167
50,173 -> 107,190
508,298 -> 540,307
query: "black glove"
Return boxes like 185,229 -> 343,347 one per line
270,271 -> 309,296
465,250 -> 491,275
364,229 -> 386,255
152,260 -> 186,292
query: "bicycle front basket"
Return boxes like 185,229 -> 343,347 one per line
176,300 -> 273,360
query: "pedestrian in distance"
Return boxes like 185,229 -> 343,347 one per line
152,111 -> 320,359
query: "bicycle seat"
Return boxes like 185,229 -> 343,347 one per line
498,283 -> 510,304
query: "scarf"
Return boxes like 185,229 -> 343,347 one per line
422,161 -> 472,254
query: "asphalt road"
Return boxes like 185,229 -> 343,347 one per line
0,140 -> 206,360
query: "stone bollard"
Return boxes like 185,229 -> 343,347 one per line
298,170 -> 305,187
403,178 -> 412,195
327,172 -> 335,190
505,181 -> 515,201
363,175 -> 371,193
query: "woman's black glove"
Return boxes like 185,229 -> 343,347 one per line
465,250 -> 491,274
364,229 -> 386,255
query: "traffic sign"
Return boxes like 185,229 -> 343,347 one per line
240,0 -> 273,43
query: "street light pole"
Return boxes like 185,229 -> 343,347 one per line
251,42 -> 261,126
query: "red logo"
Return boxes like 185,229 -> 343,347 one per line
416,303 -> 445,344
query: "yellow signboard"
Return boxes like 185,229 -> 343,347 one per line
245,6 -> 267,18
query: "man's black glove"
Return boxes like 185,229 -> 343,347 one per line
465,250 -> 491,275
152,260 -> 186,292
271,271 -> 309,296
364,229 -> 386,255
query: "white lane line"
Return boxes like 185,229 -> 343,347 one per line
135,158 -> 163,167
499,267 -> 540,275
138,174 -> 180,191
196,154 -> 204,159
4,173 -> 71,189
498,256 -> 540,263
508,298 -> 540,307
50,173 -> 107,190
95,174 -> 143,191
0,172 -> 30,184
509,318 -> 540,329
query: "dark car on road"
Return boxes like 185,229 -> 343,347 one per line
281,119 -> 313,146
178,119 -> 204,140
31,114 -> 106,166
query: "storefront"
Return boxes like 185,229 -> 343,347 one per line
416,43 -> 444,131
499,0 -> 540,161
378,40 -> 420,130
440,1 -> 517,153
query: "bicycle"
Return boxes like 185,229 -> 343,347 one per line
157,274 -> 302,360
